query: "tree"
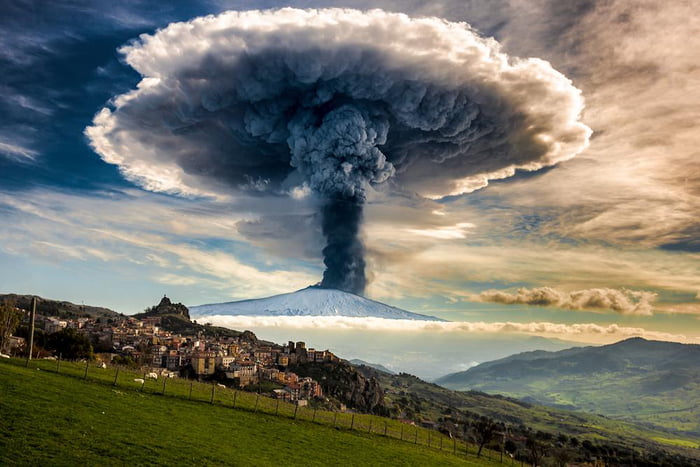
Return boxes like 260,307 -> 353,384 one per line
91,333 -> 114,353
112,355 -> 138,368
551,446 -> 575,467
525,434 -> 548,467
470,416 -> 499,457
47,328 -> 94,360
0,301 -> 22,354
505,439 -> 518,457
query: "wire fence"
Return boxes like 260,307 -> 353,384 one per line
4,357 -> 516,464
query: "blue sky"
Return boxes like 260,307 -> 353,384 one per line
1,0 -> 699,346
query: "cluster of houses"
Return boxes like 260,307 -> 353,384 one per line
185,340 -> 329,402
10,302 -> 335,403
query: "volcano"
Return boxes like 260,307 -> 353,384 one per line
189,287 -> 444,321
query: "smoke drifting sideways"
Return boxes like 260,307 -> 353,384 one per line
85,8 -> 591,295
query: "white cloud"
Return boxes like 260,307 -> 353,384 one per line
0,188 -> 318,300
363,234 -> 700,305
478,287 -> 657,316
0,140 -> 37,162
654,303 -> 700,316
404,222 -> 474,240
0,89 -> 53,116
199,315 -> 700,345
458,0 -> 700,253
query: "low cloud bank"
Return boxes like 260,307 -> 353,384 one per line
197,315 -> 695,345
478,287 -> 657,316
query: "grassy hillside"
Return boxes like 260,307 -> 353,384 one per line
435,338 -> 700,436
360,368 -> 700,463
0,359 -> 498,466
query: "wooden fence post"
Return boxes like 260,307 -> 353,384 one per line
83,360 -> 89,379
25,297 -> 36,367
189,381 -> 193,400
464,427 -> 469,457
113,367 -> 119,386
254,394 -> 260,412
384,422 -> 388,437
293,404 -> 298,420
210,384 -> 215,404
162,376 -> 167,395
312,408 -> 317,423
350,413 -> 355,430
275,398 -> 280,416
368,420 -> 372,434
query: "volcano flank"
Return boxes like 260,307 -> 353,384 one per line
189,287 -> 444,321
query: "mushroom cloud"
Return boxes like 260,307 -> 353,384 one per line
86,8 -> 591,295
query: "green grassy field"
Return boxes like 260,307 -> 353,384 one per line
0,359 -> 501,466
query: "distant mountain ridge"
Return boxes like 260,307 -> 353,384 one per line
349,359 -> 396,375
190,287 -> 444,321
435,337 -> 700,435
437,337 -> 700,383
0,293 -> 120,319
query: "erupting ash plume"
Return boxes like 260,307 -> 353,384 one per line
86,8 -> 591,294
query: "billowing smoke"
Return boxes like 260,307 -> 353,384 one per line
320,197 -> 365,292
86,8 -> 591,295
286,103 -> 393,291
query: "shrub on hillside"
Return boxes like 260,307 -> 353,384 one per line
47,328 -> 94,360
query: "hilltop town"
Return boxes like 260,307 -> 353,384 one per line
3,295 -> 335,405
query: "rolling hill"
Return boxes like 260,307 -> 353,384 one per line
0,359 -> 494,466
1,293 -> 121,319
356,366 -> 700,464
435,337 -> 700,435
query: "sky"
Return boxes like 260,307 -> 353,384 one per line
1,0 -> 699,353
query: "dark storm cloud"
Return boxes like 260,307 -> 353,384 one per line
86,8 -> 590,293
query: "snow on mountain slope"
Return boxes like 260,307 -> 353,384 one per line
190,287 -> 444,321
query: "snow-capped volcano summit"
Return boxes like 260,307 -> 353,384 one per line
189,287 -> 444,321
